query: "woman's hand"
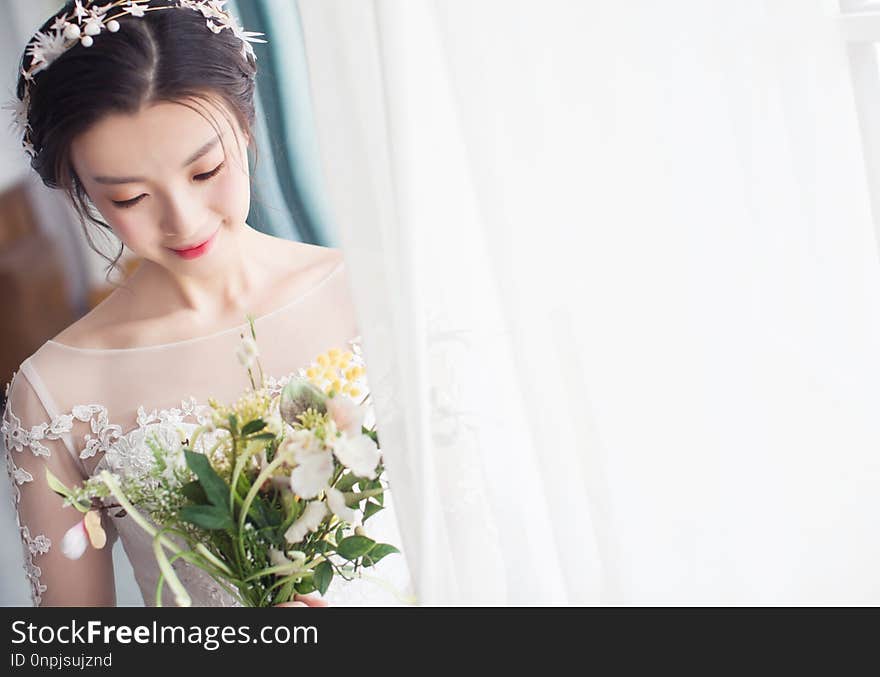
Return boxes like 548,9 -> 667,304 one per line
275,593 -> 330,607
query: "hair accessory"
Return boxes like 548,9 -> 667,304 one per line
3,0 -> 267,159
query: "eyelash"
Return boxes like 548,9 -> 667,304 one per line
112,161 -> 226,209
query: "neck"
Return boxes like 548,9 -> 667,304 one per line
129,222 -> 274,320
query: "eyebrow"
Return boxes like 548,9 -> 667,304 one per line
91,136 -> 221,185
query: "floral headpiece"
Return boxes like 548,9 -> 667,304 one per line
4,0 -> 266,159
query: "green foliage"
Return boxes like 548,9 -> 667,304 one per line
362,426 -> 379,445
295,577 -> 317,595
180,480 -> 207,504
241,419 -> 267,436
184,450 -> 230,509
337,535 -> 376,560
179,505 -> 234,530
363,501 -> 384,522
313,561 -> 333,595
362,543 -> 399,567
334,473 -> 358,493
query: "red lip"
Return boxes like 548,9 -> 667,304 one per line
168,229 -> 218,260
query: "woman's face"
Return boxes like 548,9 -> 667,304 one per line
70,95 -> 251,270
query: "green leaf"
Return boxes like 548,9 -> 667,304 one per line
363,479 -> 384,506
336,535 -> 376,560
314,561 -> 333,595
362,426 -> 379,445
179,504 -> 234,530
335,524 -> 346,544
180,480 -> 208,504
241,419 -> 267,436
248,432 -> 276,441
363,543 -> 399,567
184,449 -> 230,509
334,473 -> 358,493
273,579 -> 297,606
249,495 -> 281,529
228,414 -> 238,433
363,501 -> 384,522
44,467 -> 74,500
296,578 -> 317,595
343,488 -> 383,508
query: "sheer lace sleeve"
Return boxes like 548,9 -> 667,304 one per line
2,367 -> 118,606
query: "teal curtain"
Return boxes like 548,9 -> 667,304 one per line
229,0 -> 337,247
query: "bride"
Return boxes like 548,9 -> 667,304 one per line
1,0 -> 412,607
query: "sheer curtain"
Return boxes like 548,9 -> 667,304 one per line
297,0 -> 880,604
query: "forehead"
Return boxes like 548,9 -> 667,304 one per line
70,97 -> 239,175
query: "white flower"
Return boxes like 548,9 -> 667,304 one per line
280,427 -> 322,457
290,447 -> 334,499
60,511 -> 105,559
325,486 -> 355,523
26,29 -> 68,73
50,16 -> 69,32
3,97 -> 28,140
235,336 -> 259,368
268,548 -> 308,576
73,0 -> 88,21
126,2 -> 147,18
332,433 -> 381,479
284,501 -> 327,544
263,410 -> 283,437
326,394 -> 365,437
61,521 -> 88,559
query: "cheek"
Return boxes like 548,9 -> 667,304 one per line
99,208 -> 151,249
213,161 -> 251,221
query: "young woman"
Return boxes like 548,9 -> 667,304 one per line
1,0 -> 409,607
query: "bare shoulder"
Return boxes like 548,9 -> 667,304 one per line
266,241 -> 346,307
50,287 -> 135,349
281,241 -> 345,288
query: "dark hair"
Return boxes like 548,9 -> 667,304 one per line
14,0 -> 259,285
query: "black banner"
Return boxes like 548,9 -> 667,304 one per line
0,606 -> 875,671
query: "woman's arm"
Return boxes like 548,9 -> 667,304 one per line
2,371 -> 117,606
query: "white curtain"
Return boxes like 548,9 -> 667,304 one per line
296,0 -> 880,604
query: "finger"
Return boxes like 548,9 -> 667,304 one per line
294,593 -> 330,607
275,601 -> 308,607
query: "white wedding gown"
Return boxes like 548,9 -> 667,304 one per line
1,259 -> 414,607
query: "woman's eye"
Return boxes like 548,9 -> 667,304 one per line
110,162 -> 224,208
194,161 -> 225,182
112,194 -> 146,209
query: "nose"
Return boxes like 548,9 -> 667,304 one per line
160,185 -> 209,244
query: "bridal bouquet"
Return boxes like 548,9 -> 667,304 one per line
47,318 -> 399,607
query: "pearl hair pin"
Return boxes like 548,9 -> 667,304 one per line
4,0 -> 267,159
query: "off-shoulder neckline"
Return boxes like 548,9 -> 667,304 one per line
45,258 -> 346,354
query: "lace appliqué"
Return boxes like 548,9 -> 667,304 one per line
1,335 -> 372,607
2,370 -> 51,605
